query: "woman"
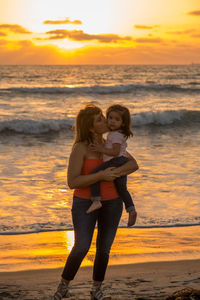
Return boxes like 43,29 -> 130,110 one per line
52,104 -> 139,300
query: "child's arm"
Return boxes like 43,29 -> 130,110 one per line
89,143 -> 121,157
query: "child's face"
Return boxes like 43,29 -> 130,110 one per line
107,111 -> 123,131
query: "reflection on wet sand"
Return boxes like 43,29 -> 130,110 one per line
0,226 -> 200,272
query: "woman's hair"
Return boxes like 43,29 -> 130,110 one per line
106,104 -> 133,138
73,103 -> 102,145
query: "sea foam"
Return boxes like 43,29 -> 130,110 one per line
1,83 -> 200,96
0,110 -> 199,135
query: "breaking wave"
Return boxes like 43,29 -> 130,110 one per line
0,110 -> 199,135
1,221 -> 200,235
1,83 -> 200,96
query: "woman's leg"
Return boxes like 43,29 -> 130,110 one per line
92,198 -> 123,282
62,196 -> 98,280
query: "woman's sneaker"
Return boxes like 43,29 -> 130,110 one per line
90,285 -> 111,300
51,280 -> 70,300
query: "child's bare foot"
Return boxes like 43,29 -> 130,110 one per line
86,200 -> 102,214
127,211 -> 137,227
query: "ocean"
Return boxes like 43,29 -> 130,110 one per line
0,65 -> 200,236
0,64 -> 200,271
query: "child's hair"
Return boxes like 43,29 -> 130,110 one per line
106,104 -> 133,138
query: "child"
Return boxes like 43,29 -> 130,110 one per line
87,104 -> 137,227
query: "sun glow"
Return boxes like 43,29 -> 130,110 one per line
65,231 -> 74,251
20,0 -> 116,36
0,0 -> 200,64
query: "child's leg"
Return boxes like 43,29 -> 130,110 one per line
115,176 -> 135,211
114,176 -> 137,226
87,161 -> 113,214
86,200 -> 102,214
90,156 -> 128,201
87,157 -> 128,214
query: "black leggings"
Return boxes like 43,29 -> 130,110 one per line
62,196 -> 123,281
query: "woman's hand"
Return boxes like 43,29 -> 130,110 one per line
99,167 -> 119,181
115,152 -> 139,177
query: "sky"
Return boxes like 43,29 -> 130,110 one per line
0,0 -> 200,64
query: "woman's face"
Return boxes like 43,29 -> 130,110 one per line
92,112 -> 108,134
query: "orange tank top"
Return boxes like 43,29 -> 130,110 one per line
74,158 -> 119,201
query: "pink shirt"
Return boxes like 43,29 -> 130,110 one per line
103,131 -> 128,162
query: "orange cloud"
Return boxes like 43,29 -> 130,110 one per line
0,38 -> 200,65
0,32 -> 7,37
134,37 -> 162,43
134,25 -> 159,30
45,29 -> 133,43
0,39 -> 8,45
187,10 -> 200,16
166,29 -> 196,35
191,33 -> 200,38
0,39 -> 65,64
43,17 -> 82,25
0,24 -> 31,34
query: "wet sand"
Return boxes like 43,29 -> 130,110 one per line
0,227 -> 200,299
1,226 -> 200,272
0,259 -> 200,299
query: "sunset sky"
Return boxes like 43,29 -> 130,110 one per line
0,0 -> 200,64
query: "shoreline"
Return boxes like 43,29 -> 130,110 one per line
1,222 -> 200,236
0,258 -> 199,275
0,226 -> 200,273
0,259 -> 199,299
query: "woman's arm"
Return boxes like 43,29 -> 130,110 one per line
67,143 -> 119,189
114,151 -> 139,177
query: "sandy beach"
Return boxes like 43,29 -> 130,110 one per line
0,227 -> 200,299
1,227 -> 200,272
0,259 -> 199,299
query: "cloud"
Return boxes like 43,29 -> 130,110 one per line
134,25 -> 159,30
166,29 -> 196,35
0,39 -> 200,65
0,39 -> 8,45
166,29 -> 200,39
45,29 -> 133,43
43,17 -> 82,25
134,37 -> 162,43
191,33 -> 200,38
0,32 -> 7,37
187,10 -> 200,16
0,24 -> 31,34
0,39 -> 33,48
0,39 -> 65,64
